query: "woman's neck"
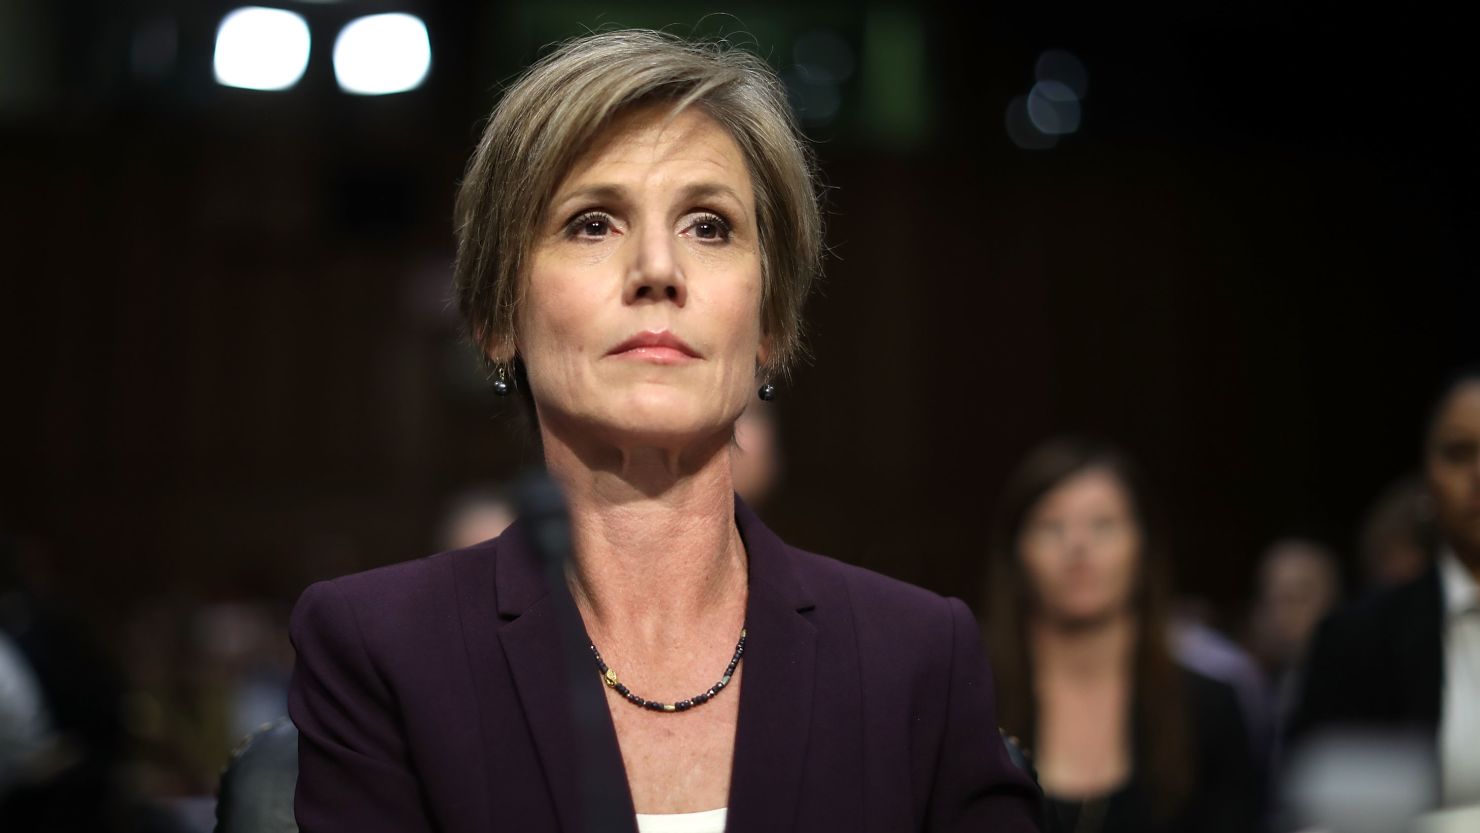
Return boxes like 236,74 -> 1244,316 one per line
1031,612 -> 1137,683
541,424 -> 748,643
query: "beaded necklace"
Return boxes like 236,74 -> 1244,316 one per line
590,626 -> 747,713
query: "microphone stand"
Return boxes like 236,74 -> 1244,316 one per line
514,470 -> 630,833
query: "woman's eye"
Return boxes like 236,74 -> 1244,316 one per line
687,213 -> 732,242
1031,521 -> 1064,541
1440,440 -> 1478,465
566,212 -> 615,239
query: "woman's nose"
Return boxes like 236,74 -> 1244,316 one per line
1061,523 -> 1095,556
623,223 -> 688,306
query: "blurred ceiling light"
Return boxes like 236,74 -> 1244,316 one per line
332,13 -> 431,95
213,7 -> 311,91
794,29 -> 855,84
783,68 -> 842,124
1027,80 -> 1081,135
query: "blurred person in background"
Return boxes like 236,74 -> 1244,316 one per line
0,532 -> 183,832
196,602 -> 292,755
730,401 -> 781,509
436,485 -> 517,551
1358,474 -> 1436,589
984,438 -> 1261,833
1171,595 -> 1274,766
1287,367 -> 1480,823
121,595 -> 293,798
288,29 -> 1040,833
120,599 -> 217,802
1246,539 -> 1340,728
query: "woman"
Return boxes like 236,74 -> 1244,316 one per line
984,439 -> 1259,833
288,30 -> 1040,833
1289,367 -> 1480,814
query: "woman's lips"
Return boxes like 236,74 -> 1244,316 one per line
606,331 -> 700,364
611,346 -> 695,364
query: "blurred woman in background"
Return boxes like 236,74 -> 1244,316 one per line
1288,367 -> 1480,818
985,438 -> 1260,833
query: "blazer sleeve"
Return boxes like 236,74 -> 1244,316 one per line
926,597 -> 1044,833
288,580 -> 436,833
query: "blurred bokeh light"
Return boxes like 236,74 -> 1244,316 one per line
332,13 -> 432,96
212,7 -> 312,92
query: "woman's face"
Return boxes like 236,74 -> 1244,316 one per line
517,104 -> 766,450
1425,381 -> 1480,558
1018,467 -> 1143,626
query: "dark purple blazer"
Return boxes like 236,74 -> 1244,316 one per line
288,499 -> 1042,832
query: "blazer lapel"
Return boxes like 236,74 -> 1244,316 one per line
725,499 -> 818,833
1395,566 -> 1445,730
486,519 -> 638,833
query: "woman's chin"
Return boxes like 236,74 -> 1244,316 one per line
537,384 -> 744,452
580,399 -> 735,449
1044,601 -> 1126,630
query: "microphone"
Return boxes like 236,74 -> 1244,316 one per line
514,470 -> 630,833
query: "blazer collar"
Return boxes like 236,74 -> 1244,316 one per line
492,513 -> 551,619
734,496 -> 816,614
486,494 -> 820,833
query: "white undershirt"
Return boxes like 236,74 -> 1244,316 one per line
1438,548 -> 1480,807
634,807 -> 727,833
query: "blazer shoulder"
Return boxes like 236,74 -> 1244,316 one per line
787,545 -> 955,618
783,546 -> 964,673
1314,567 -> 1441,647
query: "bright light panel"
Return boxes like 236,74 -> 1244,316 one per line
333,14 -> 431,95
213,7 -> 311,91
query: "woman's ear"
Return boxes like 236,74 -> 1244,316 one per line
756,333 -> 775,372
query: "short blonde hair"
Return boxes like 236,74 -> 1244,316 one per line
453,29 -> 822,379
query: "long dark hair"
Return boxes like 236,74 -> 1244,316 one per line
983,437 -> 1192,818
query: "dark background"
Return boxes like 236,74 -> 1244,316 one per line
1,1 -> 1475,663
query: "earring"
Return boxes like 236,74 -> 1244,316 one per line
492,364 -> 512,396
757,382 -> 776,401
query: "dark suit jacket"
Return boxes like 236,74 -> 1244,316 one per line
288,499 -> 1042,833
1043,668 -> 1261,833
1286,565 -> 1444,752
